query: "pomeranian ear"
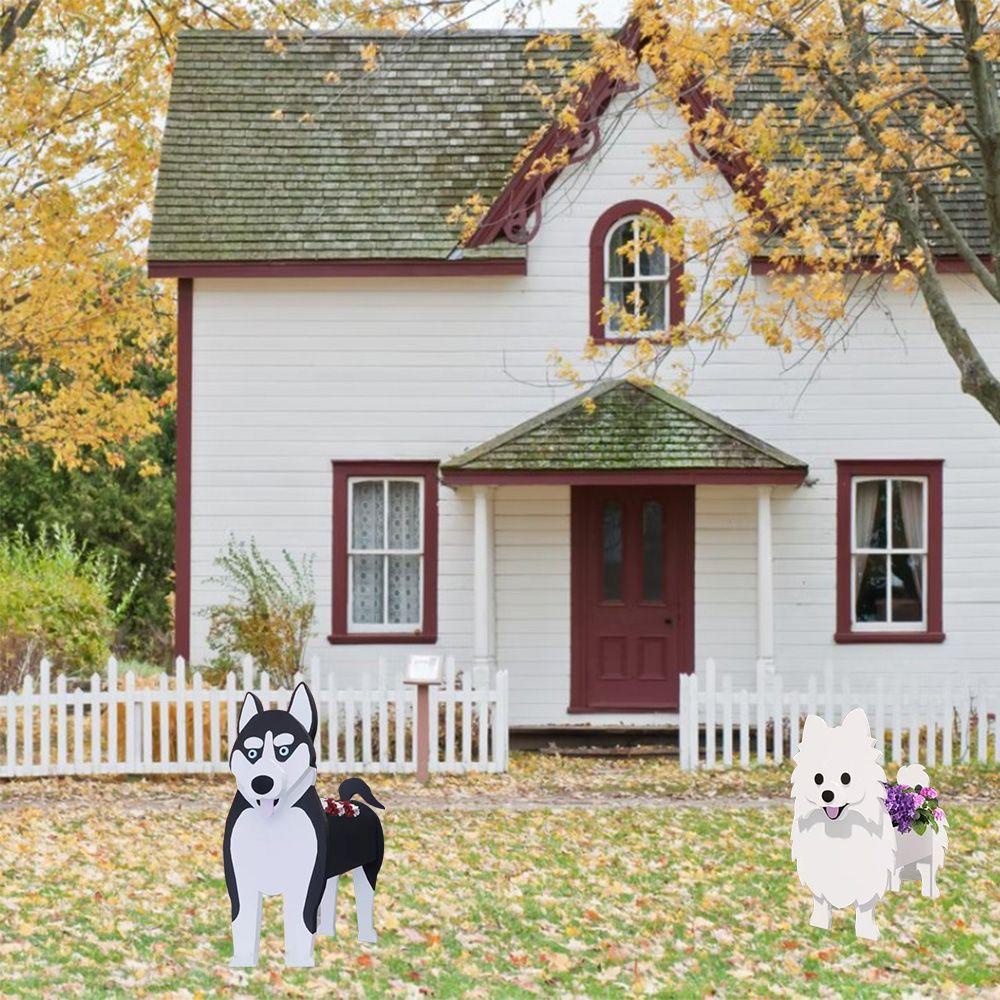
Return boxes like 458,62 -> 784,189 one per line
841,707 -> 872,740
800,714 -> 828,745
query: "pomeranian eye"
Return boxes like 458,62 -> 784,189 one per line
814,773 -> 823,785
840,772 -> 851,784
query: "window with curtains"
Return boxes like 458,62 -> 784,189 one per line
330,462 -> 438,644
852,477 -> 927,629
349,477 -> 423,630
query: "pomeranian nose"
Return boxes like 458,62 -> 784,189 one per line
821,789 -> 834,803
251,775 -> 275,795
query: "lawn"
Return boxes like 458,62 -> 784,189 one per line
0,757 -> 997,997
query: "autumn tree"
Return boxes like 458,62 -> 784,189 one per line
2,0 -> 536,469
519,2 -> 1000,424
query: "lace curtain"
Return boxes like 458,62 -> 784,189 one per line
350,479 -> 421,626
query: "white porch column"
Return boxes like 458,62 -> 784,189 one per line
472,485 -> 497,674
756,485 -> 775,674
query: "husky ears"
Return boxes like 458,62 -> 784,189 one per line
841,707 -> 873,739
800,714 -> 828,744
287,682 -> 318,742
238,691 -> 263,733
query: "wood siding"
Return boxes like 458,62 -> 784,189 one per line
188,89 -> 1000,725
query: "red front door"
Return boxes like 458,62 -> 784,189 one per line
570,486 -> 694,711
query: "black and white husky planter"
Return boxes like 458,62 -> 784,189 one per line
223,683 -> 385,967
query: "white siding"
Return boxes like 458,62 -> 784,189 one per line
189,87 -> 1000,724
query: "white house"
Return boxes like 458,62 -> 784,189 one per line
149,29 -> 1000,730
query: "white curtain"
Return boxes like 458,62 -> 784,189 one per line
897,479 -> 925,599
854,479 -> 882,580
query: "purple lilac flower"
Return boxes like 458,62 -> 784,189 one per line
885,782 -> 917,833
934,807 -> 945,822
923,787 -> 938,799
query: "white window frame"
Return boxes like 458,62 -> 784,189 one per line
346,476 -> 424,633
850,475 -> 928,632
604,215 -> 669,334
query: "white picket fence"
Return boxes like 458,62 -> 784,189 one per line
0,656 -> 509,778
680,659 -> 997,771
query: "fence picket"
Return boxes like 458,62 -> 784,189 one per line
90,673 -> 100,770
909,695 -> 920,766
73,687 -> 84,771
476,667 -> 489,769
461,671 -> 472,769
688,670 -> 700,769
22,674 -> 33,770
977,694 -> 988,763
755,664 -> 766,764
773,675 -> 784,765
327,671 -> 338,768
210,690 -> 221,770
39,660 -> 51,772
192,671 -> 204,771
361,672 -> 373,766
704,659 -> 716,769
55,673 -> 67,770
739,687 -> 750,768
942,677 -> 953,767
721,675 -> 733,767
444,657 -> 456,769
378,659 -> 388,768
959,675 -> 970,763
394,677 -> 404,771
174,658 -> 186,770
5,689 -> 15,776
225,672 -> 237,766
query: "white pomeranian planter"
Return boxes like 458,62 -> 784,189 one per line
790,708 -> 948,941
223,683 -> 386,967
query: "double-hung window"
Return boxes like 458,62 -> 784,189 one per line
330,462 -> 438,644
836,460 -> 943,643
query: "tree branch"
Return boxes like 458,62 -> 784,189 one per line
1,0 -> 41,56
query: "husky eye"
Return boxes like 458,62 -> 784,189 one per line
277,745 -> 291,758
814,772 -> 823,785
840,772 -> 851,785
246,748 -> 259,760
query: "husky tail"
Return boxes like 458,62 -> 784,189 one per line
339,777 -> 385,810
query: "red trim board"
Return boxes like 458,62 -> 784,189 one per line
149,258 -> 526,279
834,459 -> 944,645
329,461 -> 439,646
174,278 -> 193,660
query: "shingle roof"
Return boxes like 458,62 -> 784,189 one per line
729,32 -> 988,255
441,380 -> 808,471
149,30 -> 584,262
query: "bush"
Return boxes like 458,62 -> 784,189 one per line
0,525 -> 138,690
0,409 -> 175,663
203,538 -> 315,688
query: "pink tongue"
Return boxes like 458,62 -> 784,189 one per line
824,806 -> 841,819
259,798 -> 277,818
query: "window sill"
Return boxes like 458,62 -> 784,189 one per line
327,631 -> 437,645
834,630 -> 945,645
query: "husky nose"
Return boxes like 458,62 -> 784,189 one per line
251,775 -> 274,795
821,789 -> 834,803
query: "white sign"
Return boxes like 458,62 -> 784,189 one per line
404,655 -> 443,684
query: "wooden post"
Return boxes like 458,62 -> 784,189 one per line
414,682 -> 431,784
756,487 -> 775,673
472,486 -> 497,674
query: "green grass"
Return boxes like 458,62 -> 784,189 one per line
0,772 -> 996,997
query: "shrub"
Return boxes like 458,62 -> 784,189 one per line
0,525 -> 138,690
203,538 -> 315,688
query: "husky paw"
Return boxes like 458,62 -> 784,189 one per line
285,952 -> 316,968
229,955 -> 258,968
358,929 -> 379,945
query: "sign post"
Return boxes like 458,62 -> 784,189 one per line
403,655 -> 443,784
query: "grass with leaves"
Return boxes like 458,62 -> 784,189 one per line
0,758 -> 997,997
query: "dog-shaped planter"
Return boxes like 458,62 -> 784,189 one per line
790,708 -> 947,941
223,682 -> 384,967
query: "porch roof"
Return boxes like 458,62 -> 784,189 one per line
440,380 -> 808,485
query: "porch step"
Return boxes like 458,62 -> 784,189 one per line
510,725 -> 680,753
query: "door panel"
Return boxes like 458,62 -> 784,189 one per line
570,486 -> 694,710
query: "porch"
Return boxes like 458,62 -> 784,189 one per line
440,380 -> 809,725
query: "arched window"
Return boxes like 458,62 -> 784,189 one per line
589,200 -> 683,343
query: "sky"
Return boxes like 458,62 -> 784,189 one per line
464,0 -> 629,30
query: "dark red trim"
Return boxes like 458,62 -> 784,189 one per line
442,467 -> 806,487
329,461 -> 439,646
751,254 -> 991,276
466,20 -> 643,248
148,259 -> 526,279
174,278 -> 193,661
835,459 -> 944,644
588,200 -> 684,343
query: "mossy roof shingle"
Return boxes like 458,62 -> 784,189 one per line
442,380 -> 808,471
149,30 -> 584,262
